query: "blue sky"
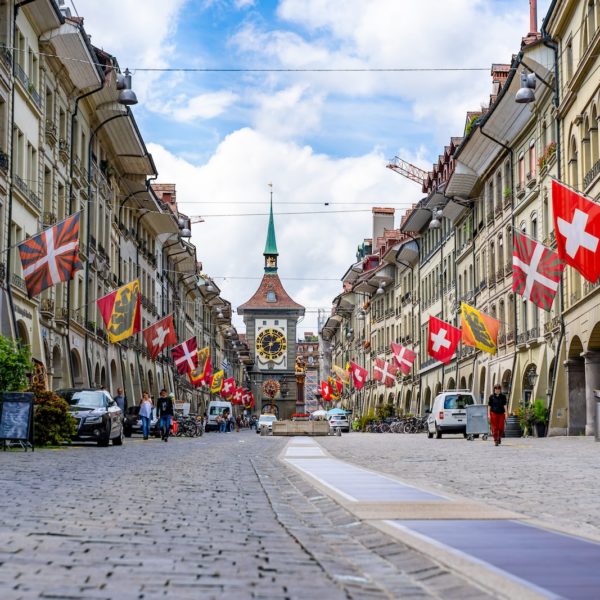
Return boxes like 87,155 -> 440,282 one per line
76,0 -> 552,334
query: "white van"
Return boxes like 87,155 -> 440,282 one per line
206,400 -> 233,431
426,390 -> 478,439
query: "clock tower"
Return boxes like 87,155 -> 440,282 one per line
237,193 -> 305,419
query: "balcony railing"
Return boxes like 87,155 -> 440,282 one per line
45,120 -> 57,146
0,150 -> 8,172
584,158 -> 600,189
505,261 -> 513,276
40,298 -> 55,318
507,330 -> 515,343
14,173 -> 27,196
70,309 -> 84,326
503,193 -> 513,209
517,332 -> 527,345
10,273 -> 26,293
527,326 -> 540,340
544,315 -> 560,334
543,231 -> 556,248
55,307 -> 69,324
495,202 -> 503,216
516,183 -> 526,199
570,290 -> 581,305
498,333 -> 506,346
58,139 -> 70,163
584,279 -> 600,296
0,43 -> 12,67
496,267 -> 504,281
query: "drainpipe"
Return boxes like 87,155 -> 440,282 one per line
84,111 -> 129,387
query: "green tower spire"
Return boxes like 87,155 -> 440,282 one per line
263,186 -> 278,273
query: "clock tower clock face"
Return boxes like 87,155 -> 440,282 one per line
255,320 -> 287,369
256,328 -> 287,360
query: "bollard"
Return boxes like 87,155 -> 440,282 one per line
260,425 -> 267,437
595,390 -> 600,442
336,426 -> 341,437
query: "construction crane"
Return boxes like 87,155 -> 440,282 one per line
386,156 -> 428,186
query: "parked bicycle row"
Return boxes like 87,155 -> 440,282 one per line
360,415 -> 429,434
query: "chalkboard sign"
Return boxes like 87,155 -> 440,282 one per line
0,392 -> 34,443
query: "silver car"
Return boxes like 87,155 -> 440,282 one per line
328,415 -> 350,432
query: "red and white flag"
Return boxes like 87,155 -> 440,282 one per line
18,213 -> 82,297
428,316 -> 460,365
171,337 -> 198,375
390,342 -> 416,375
142,314 -> 177,359
349,361 -> 368,390
320,380 -> 332,401
221,377 -> 235,399
232,387 -> 243,405
513,231 -> 565,311
373,358 -> 399,387
552,179 -> 600,282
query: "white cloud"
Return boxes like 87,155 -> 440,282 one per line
234,0 -> 256,7
148,128 -> 419,333
169,91 -> 239,122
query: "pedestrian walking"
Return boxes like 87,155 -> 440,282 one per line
156,389 -> 175,442
139,391 -> 153,440
113,387 -> 126,413
488,384 -> 508,446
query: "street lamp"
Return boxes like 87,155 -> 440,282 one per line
526,367 -> 538,388
116,68 -> 138,106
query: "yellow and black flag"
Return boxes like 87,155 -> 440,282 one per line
210,369 -> 225,394
97,280 -> 141,343
460,303 -> 499,355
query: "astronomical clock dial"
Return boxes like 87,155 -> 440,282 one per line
256,328 -> 287,361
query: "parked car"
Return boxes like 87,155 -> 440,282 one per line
123,405 -> 159,437
206,400 -> 233,432
426,390 -> 478,439
327,414 -> 350,432
256,414 -> 277,434
57,389 -> 123,446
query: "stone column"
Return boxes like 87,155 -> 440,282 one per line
582,351 -> 600,436
564,358 -> 586,435
295,373 -> 305,414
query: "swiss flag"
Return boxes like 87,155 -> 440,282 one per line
373,358 -> 399,387
232,387 -> 243,405
320,380 -> 332,401
428,316 -> 460,365
142,314 -> 177,359
552,179 -> 600,282
221,377 -> 235,399
349,361 -> 368,390
390,342 -> 416,375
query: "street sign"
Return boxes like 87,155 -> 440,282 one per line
0,392 -> 34,451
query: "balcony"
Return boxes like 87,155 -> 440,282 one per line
584,158 -> 600,189
55,307 -> 69,325
495,202 -> 503,216
570,290 -> 581,305
42,212 -> 57,226
516,183 -> 526,199
544,315 -> 560,335
584,279 -> 600,296
543,231 -> 556,248
505,261 -> 513,276
507,330 -> 515,343
0,43 -> 11,67
517,332 -> 527,345
10,273 -> 26,293
486,212 -> 494,225
70,309 -> 84,327
526,171 -> 537,189
456,239 -> 473,260
58,139 -> 70,164
0,150 -> 9,172
527,326 -> 540,341
496,267 -> 504,282
40,298 -> 55,319
498,333 -> 506,346
503,193 -> 513,209
45,120 -> 57,147
14,63 -> 41,110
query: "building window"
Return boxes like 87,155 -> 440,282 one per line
266,291 -> 276,303
529,141 -> 536,177
518,153 -> 525,187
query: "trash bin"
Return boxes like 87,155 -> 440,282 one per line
465,404 -> 489,441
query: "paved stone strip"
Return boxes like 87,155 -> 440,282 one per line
253,445 -> 495,599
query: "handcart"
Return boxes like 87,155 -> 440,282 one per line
465,404 -> 489,441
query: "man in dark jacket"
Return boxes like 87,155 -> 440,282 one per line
488,384 -> 508,446
156,389 -> 175,442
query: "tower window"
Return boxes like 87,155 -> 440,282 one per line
267,291 -> 276,303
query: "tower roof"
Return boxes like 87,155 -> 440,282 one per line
237,273 -> 304,314
263,194 -> 278,257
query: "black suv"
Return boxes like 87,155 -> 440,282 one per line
57,389 -> 123,446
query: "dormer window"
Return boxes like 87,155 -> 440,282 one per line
266,291 -> 276,303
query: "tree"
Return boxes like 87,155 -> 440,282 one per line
0,335 -> 33,391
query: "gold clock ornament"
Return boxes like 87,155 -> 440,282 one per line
256,328 -> 287,360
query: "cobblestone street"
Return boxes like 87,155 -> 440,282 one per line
0,431 -> 496,600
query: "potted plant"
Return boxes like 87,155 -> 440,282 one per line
515,403 -> 535,437
532,399 -> 550,437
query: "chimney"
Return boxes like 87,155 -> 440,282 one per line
372,207 -> 395,252
529,0 -> 537,35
